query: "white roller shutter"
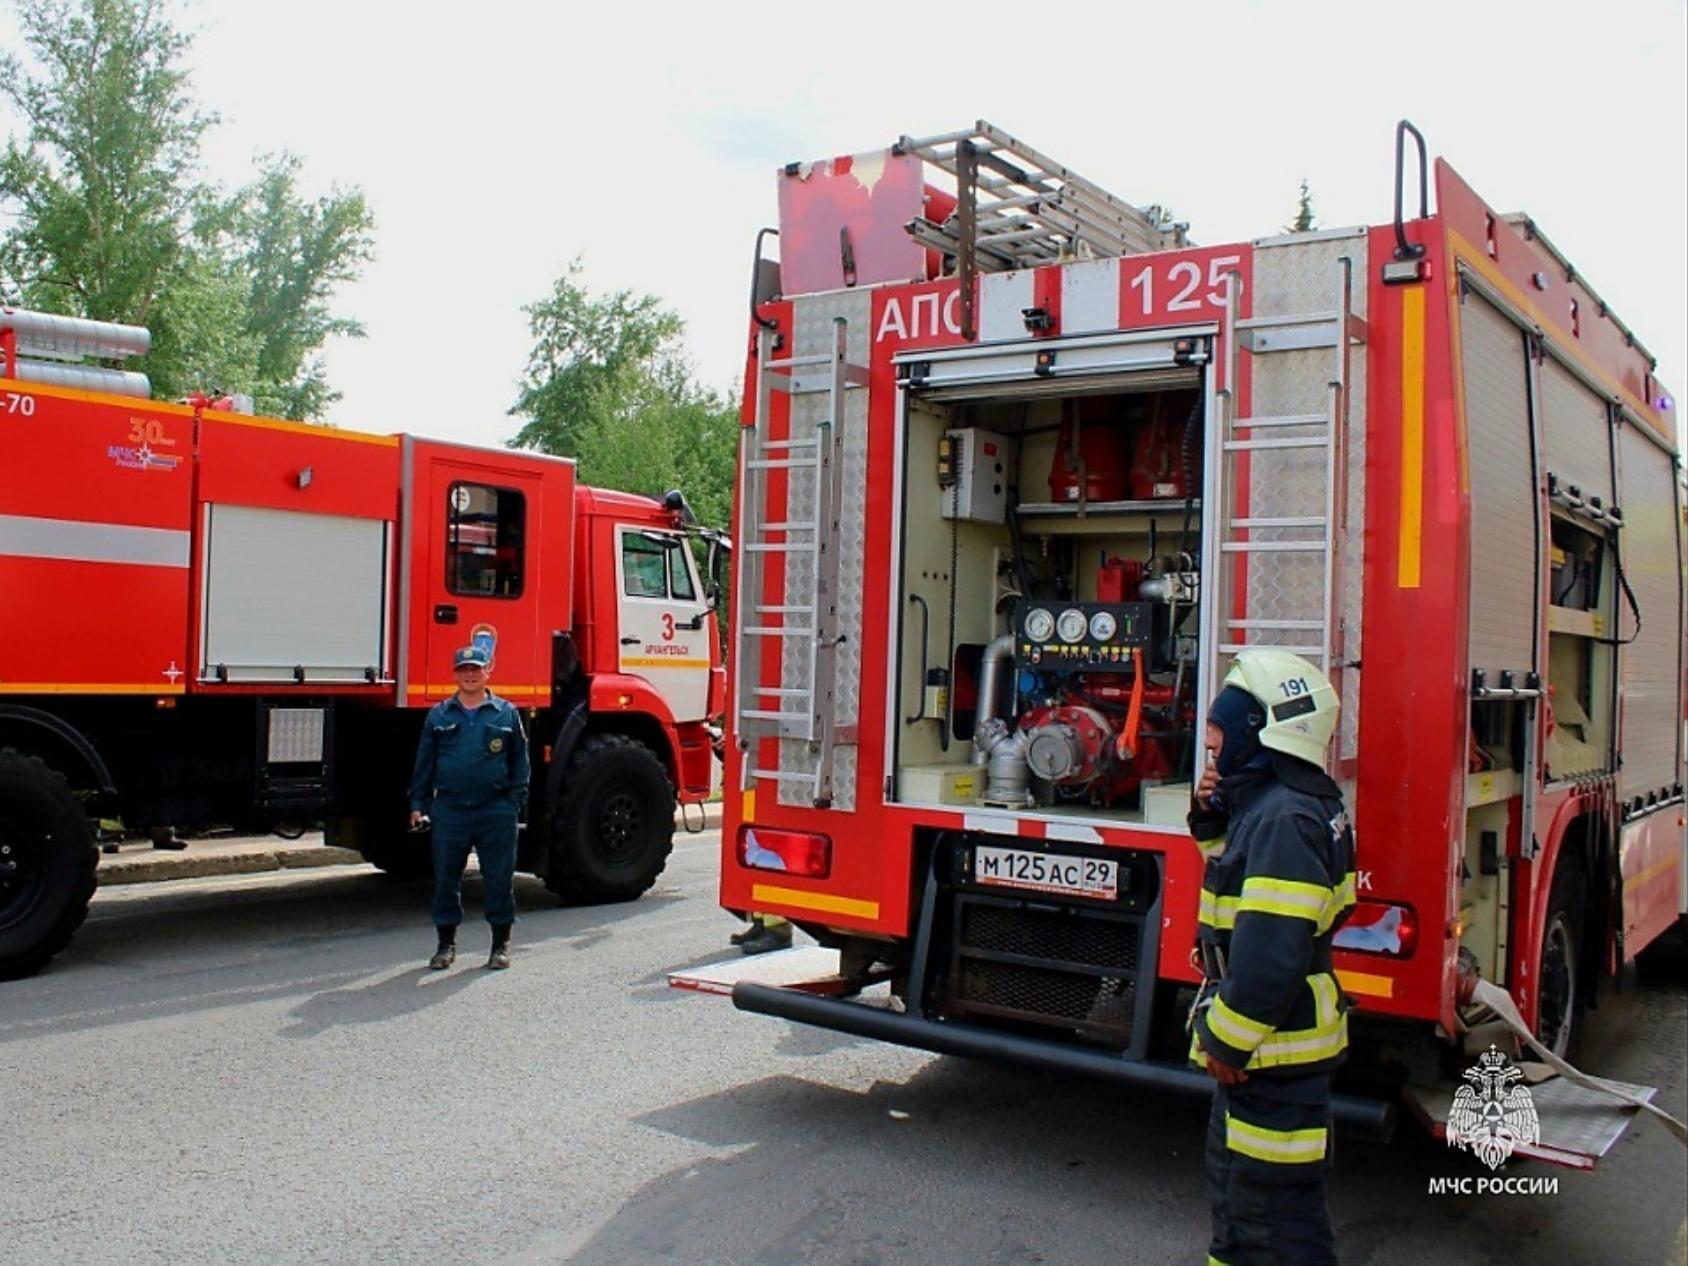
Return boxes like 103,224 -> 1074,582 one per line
1615,426 -> 1685,801
201,504 -> 390,684
1461,292 -> 1538,679
1540,355 -> 1615,507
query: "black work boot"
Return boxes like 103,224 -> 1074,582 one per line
740,918 -> 793,956
429,928 -> 457,971
730,918 -> 764,946
487,926 -> 512,971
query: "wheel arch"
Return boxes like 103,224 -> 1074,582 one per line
541,679 -> 679,809
0,705 -> 118,802
1515,792 -> 1618,1029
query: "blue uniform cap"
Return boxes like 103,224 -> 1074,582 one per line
453,646 -> 491,669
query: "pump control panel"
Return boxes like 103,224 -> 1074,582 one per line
1014,600 -> 1152,670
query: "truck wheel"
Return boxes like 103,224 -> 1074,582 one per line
1537,851 -> 1586,1061
0,748 -> 98,981
544,734 -> 674,903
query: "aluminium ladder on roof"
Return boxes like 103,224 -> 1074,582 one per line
733,317 -> 866,807
895,120 -> 1189,273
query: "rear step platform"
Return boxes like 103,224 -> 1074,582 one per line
1404,1073 -> 1660,1171
668,946 -> 893,998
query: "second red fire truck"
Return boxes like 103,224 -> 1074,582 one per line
0,310 -> 726,980
709,120 -> 1686,1159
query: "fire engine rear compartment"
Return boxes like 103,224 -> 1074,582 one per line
889,361 -> 1212,831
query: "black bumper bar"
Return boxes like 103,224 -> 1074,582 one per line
733,982 -> 1396,1142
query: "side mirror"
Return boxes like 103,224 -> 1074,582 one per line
704,532 -> 733,610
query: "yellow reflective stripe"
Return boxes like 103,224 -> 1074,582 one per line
1239,875 -> 1359,933
1243,973 -> 1348,1070
1208,1257 -> 1235,1266
1334,871 -> 1356,906
1239,876 -> 1331,923
1225,1114 -> 1329,1164
1207,994 -> 1271,1052
1198,889 -> 1238,930
1195,835 -> 1227,860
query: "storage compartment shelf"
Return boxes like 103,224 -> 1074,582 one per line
1016,498 -> 1202,517
1546,604 -> 1605,638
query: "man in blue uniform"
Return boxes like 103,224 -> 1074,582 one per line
1188,649 -> 1356,1266
409,645 -> 530,970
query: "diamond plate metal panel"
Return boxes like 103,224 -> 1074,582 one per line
778,289 -> 872,809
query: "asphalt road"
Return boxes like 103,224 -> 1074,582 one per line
2,835 -> 1684,1266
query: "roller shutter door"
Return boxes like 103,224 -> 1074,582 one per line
1539,355 -> 1614,508
1615,426 -> 1685,801
1461,292 -> 1538,680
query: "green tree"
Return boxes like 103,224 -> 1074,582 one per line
1287,179 -> 1317,233
0,0 -> 373,416
227,152 -> 374,418
510,263 -> 738,529
0,0 -> 211,325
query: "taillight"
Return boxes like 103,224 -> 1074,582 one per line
1332,901 -> 1418,957
736,825 -> 832,879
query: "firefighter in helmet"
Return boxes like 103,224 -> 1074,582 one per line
1188,649 -> 1355,1266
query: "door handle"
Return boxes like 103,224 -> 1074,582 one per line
620,636 -> 640,645
679,614 -> 705,631
434,604 -> 459,624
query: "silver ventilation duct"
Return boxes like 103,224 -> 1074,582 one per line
1,307 -> 152,359
10,357 -> 152,398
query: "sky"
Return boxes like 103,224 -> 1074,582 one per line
3,0 -> 1685,453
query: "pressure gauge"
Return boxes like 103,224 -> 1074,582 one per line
1024,607 -> 1056,643
1089,610 -> 1118,642
1057,607 -> 1089,644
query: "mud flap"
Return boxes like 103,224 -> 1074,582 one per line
1403,1074 -> 1659,1171
668,946 -> 894,998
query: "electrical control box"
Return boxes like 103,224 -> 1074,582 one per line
940,428 -> 1009,524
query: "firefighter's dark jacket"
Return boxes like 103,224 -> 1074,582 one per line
408,691 -> 531,815
1190,753 -> 1356,1075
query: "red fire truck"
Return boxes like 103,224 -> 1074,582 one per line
712,121 -> 1686,1154
0,308 -> 726,979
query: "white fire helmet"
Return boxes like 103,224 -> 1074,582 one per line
1221,648 -> 1339,768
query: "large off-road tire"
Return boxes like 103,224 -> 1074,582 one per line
0,748 -> 98,981
543,734 -> 674,904
1537,849 -> 1587,1061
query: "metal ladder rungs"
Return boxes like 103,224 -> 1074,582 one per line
1232,516 -> 1327,530
1220,642 -> 1327,658
1235,414 -> 1326,429
747,457 -> 820,471
767,353 -> 840,371
743,626 -> 815,637
755,687 -> 812,698
750,768 -> 823,784
758,522 -> 817,533
1220,540 -> 1325,554
1223,436 -> 1326,452
1227,618 -> 1326,631
761,438 -> 820,451
741,710 -> 814,724
1236,312 -> 1339,330
743,543 -> 805,554
755,604 -> 813,614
